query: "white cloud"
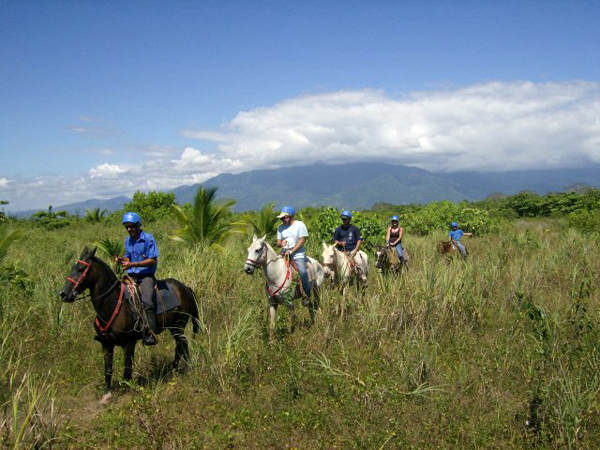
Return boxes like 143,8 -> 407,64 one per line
181,80 -> 600,172
4,80 -> 600,211
0,178 -> 10,187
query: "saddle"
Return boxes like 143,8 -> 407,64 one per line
123,276 -> 180,315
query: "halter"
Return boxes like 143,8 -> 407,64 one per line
246,241 -> 296,299
66,259 -> 92,295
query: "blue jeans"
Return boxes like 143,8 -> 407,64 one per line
387,241 -> 404,259
294,257 -> 311,298
454,240 -> 467,255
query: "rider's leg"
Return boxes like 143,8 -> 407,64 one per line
294,256 -> 311,306
395,243 -> 404,260
455,240 -> 467,256
138,276 -> 158,346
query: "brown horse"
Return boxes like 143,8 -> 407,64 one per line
374,246 -> 406,275
59,246 -> 200,403
439,240 -> 466,259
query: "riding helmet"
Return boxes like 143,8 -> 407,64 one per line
122,211 -> 142,225
277,206 -> 295,218
341,210 -> 352,219
391,215 -> 399,222
451,221 -> 458,227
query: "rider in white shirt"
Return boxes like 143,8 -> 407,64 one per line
276,206 -> 311,305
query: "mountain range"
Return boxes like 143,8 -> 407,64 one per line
12,162 -> 600,216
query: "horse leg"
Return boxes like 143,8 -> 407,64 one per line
268,305 -> 277,341
123,340 -> 136,382
170,326 -> 189,371
100,343 -> 114,404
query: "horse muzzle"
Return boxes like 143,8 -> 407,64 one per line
243,264 -> 255,275
59,289 -> 76,303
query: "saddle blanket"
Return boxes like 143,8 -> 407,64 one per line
154,280 -> 180,315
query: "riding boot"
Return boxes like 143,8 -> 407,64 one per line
143,309 -> 158,346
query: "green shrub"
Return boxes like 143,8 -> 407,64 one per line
30,205 -> 74,230
123,190 -> 176,222
566,209 -> 600,234
311,207 -> 384,251
402,201 -> 499,236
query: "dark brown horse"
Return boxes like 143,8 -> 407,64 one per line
59,246 -> 200,403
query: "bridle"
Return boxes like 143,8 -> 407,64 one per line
65,258 -> 120,302
245,241 -> 295,298
245,241 -> 269,268
66,259 -> 92,296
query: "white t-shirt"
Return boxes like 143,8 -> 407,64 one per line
277,220 -> 308,259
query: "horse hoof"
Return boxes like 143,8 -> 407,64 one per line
100,392 -> 113,405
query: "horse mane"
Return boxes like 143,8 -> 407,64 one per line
91,255 -> 119,283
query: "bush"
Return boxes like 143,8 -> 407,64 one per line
311,207 -> 384,251
123,190 -> 176,222
402,201 -> 500,236
30,206 -> 74,230
566,209 -> 600,234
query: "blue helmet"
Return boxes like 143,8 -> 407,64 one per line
451,221 -> 458,227
391,215 -> 399,222
341,210 -> 352,219
277,206 -> 295,218
122,212 -> 142,225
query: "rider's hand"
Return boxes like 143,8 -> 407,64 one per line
280,240 -> 288,248
121,260 -> 134,269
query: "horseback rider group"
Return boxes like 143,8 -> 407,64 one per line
116,207 -> 472,346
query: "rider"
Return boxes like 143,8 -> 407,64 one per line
333,210 -> 362,257
448,221 -> 472,256
276,206 -> 311,306
118,212 -> 160,346
386,215 -> 404,263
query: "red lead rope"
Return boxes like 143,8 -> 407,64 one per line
95,283 -> 135,335
266,256 -> 295,298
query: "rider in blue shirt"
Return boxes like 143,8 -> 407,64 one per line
448,222 -> 472,256
118,212 -> 160,345
333,210 -> 362,256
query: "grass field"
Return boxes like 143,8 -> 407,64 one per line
1,218 -> 599,449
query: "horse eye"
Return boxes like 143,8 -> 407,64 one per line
255,249 -> 260,253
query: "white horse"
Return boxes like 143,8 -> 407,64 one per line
244,235 -> 325,340
321,243 -> 369,318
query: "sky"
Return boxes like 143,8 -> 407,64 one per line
1,0 -> 599,211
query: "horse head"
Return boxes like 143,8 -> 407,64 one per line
244,234 -> 267,275
59,246 -> 97,303
374,246 -> 387,269
321,243 -> 336,268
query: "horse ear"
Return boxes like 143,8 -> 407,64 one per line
322,242 -> 327,249
261,234 -> 267,241
90,247 -> 97,258
252,234 -> 257,241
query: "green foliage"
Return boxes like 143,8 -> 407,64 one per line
123,190 -> 176,222
171,186 -> 242,249
0,227 -> 24,265
30,205 -> 73,230
311,207 -> 384,251
566,209 -> 600,234
93,238 -> 125,272
84,207 -> 108,223
0,200 -> 8,224
245,202 -> 278,242
401,201 -> 499,235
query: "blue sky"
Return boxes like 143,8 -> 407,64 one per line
1,1 -> 599,210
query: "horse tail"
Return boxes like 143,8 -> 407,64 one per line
189,287 -> 202,335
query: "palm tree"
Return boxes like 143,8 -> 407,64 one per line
84,208 -> 108,223
247,202 -> 278,241
171,186 -> 242,249
0,227 -> 24,264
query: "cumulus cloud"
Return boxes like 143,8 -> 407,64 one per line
183,80 -> 600,172
3,80 -> 600,211
0,178 -> 10,188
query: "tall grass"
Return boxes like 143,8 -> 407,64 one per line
0,218 -> 598,448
